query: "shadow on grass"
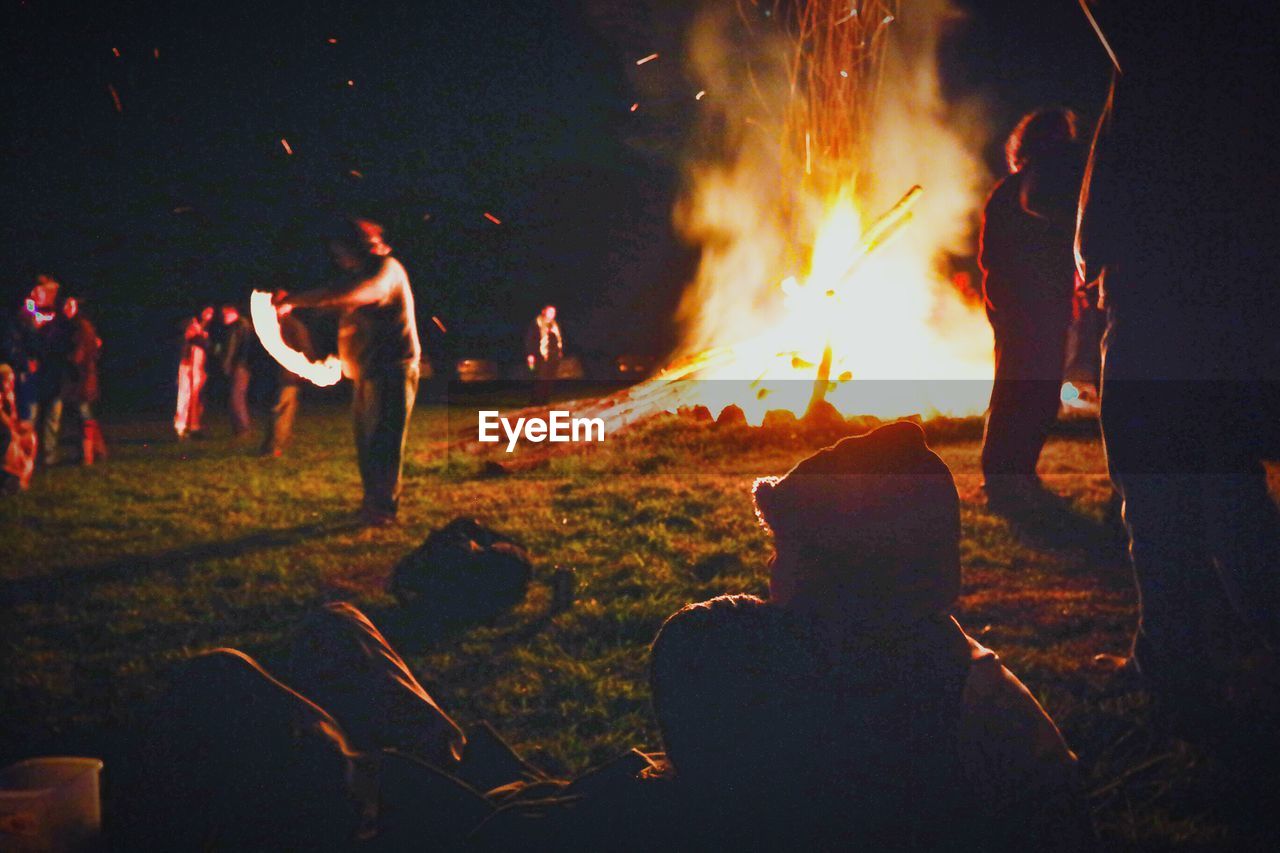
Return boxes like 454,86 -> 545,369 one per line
364,595 -> 554,654
0,515 -> 365,606
992,493 -> 1128,566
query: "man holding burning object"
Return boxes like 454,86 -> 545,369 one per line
276,218 -> 421,525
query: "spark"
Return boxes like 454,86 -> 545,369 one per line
629,102 -> 639,112
111,47 -> 121,58
348,169 -> 363,178
431,316 -> 447,333
840,70 -> 848,78
280,138 -> 293,155
327,37 -> 338,44
107,84 -> 122,113
881,14 -> 894,25
635,53 -> 659,66
347,79 -> 354,87
695,90 -> 706,100
483,211 -> 502,225
153,48 -> 160,59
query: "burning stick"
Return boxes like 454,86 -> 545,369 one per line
249,290 -> 343,387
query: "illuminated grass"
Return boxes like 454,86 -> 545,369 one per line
2,403 -> 1277,849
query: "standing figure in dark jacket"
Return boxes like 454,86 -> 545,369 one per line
1076,7 -> 1280,701
524,304 -> 562,405
60,296 -> 107,465
278,218 -> 421,525
21,275 -> 72,464
218,303 -> 255,439
978,109 -> 1083,505
261,302 -> 314,457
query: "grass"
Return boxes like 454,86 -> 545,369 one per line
2,398 -> 1278,850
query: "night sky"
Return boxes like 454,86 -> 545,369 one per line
2,0 -> 1114,403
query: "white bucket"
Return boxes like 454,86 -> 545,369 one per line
0,757 -> 103,852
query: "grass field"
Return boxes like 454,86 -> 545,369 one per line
2,397 -> 1278,850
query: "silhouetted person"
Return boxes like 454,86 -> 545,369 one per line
261,302 -> 313,457
279,218 -> 422,525
60,296 -> 106,465
1076,7 -> 1280,702
525,304 -> 562,405
21,275 -> 73,464
979,109 -> 1084,506
1,363 -> 36,492
175,306 -> 214,439
752,421 -> 1096,849
218,303 -> 255,439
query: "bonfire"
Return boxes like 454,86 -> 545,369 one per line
484,0 -> 994,445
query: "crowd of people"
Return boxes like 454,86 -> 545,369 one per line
6,5 -> 1279,847
121,421 -> 1097,850
1,275 -> 105,491
167,295 -> 319,457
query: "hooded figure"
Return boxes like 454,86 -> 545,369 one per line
753,421 -> 1096,850
978,108 -> 1084,504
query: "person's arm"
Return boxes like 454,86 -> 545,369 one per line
958,645 -> 1097,850
281,317 -> 318,362
524,322 -> 538,369
287,259 -> 395,310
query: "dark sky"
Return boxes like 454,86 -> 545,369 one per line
2,0 -> 1114,399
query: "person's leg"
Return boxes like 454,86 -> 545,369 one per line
268,384 -> 299,455
189,362 -> 206,434
123,648 -> 362,850
1100,328 -> 1231,687
981,330 -> 1025,489
79,401 -> 97,465
352,376 -> 378,511
363,364 -> 418,518
1016,377 -> 1066,480
287,603 -> 543,794
1204,416 -> 1280,651
288,601 -> 466,767
40,395 -> 62,464
175,364 -> 191,435
230,364 -> 252,435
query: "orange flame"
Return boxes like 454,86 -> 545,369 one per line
249,291 -> 343,387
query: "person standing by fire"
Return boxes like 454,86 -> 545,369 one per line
1076,7 -> 1280,706
276,218 -> 421,526
175,305 -> 214,439
525,304 -> 562,405
60,296 -> 107,465
978,109 -> 1083,507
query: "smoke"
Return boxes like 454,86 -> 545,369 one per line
670,0 -> 995,415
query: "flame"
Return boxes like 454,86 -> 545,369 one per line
654,0 -> 993,425
249,290 -> 344,387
